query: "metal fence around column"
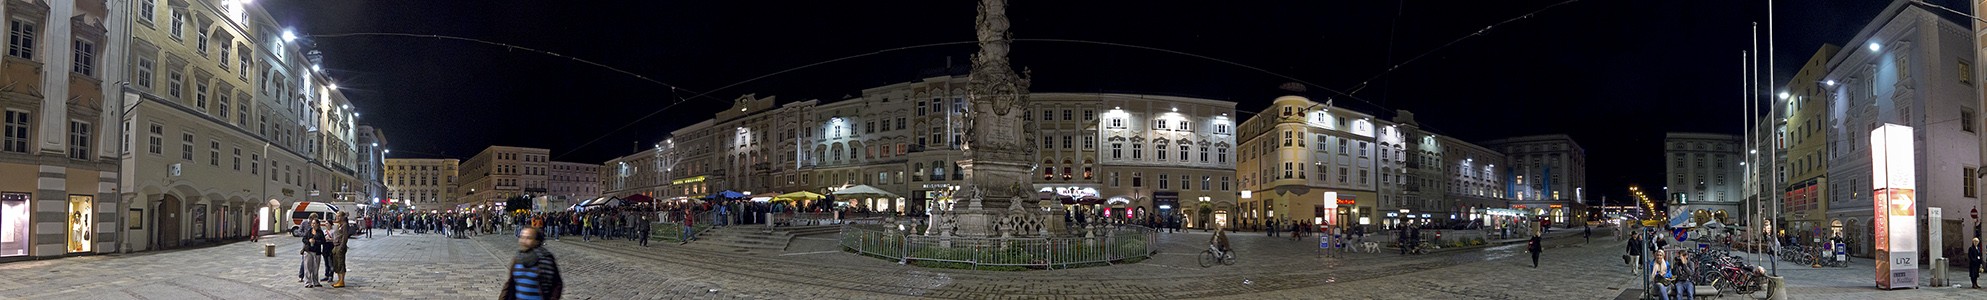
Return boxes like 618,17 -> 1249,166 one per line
839,224 -> 1158,269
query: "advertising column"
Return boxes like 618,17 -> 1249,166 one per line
1870,124 -> 1917,289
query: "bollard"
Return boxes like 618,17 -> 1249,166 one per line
264,243 -> 276,257
1933,257 -> 1950,287
1765,275 -> 1788,300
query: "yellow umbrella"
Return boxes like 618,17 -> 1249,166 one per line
774,191 -> 826,202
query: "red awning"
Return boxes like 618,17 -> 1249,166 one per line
624,194 -> 655,204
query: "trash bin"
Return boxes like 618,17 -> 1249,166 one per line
264,243 -> 276,257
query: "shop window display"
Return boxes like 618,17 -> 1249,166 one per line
67,195 -> 92,252
1,192 -> 27,257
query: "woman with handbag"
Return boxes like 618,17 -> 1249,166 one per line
1650,250 -> 1674,300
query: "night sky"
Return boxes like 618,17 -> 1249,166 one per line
262,0 -> 1940,204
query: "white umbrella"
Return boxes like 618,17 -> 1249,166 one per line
831,185 -> 899,198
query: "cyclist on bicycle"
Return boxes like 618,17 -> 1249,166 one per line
1211,223 -> 1232,255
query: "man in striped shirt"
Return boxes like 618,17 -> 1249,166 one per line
503,226 -> 562,300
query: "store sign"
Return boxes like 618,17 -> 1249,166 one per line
1871,124 -> 1918,289
671,176 -> 707,185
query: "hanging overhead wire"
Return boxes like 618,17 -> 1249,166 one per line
1343,0 -> 1583,97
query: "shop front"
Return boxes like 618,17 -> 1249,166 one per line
67,195 -> 92,253
1,192 -> 28,257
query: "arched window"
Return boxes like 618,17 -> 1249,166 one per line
931,160 -> 945,181
1084,159 -> 1095,179
1062,159 -> 1074,180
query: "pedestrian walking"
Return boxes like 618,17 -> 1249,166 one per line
1583,225 -> 1591,244
1970,237 -> 1983,289
680,208 -> 697,244
1527,233 -> 1542,268
639,215 -> 652,247
502,227 -> 562,300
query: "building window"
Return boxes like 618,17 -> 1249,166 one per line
1063,136 -> 1073,149
195,82 -> 208,109
1962,60 -> 1974,85
71,40 -> 93,76
1063,110 -> 1072,120
2,110 -> 28,153
147,124 -> 162,154
1967,167 -> 1978,198
1965,109 -> 1977,133
217,94 -> 229,119
195,30 -> 209,56
1108,118 -> 1125,129
1131,143 -> 1143,159
208,140 -> 219,166
1283,162 -> 1292,178
1132,172 -> 1142,187
1201,176 -> 1211,191
1220,176 -> 1230,191
1154,120 -> 1168,130
6,19 -> 34,60
1158,174 -> 1169,190
1199,146 -> 1209,162
232,147 -> 241,171
1110,172 -> 1120,187
1083,136 -> 1095,149
169,10 -> 185,40
1083,110 -> 1094,121
135,57 -> 155,89
67,120 -> 89,160
1110,143 -> 1122,159
167,70 -> 183,99
1041,110 -> 1052,121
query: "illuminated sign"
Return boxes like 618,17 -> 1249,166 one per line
671,176 -> 707,185
1549,204 -> 1563,209
1871,123 -> 1918,289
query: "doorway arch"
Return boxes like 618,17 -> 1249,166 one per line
157,194 -> 182,249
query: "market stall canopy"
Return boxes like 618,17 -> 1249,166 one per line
623,194 -> 655,204
708,190 -> 748,200
580,197 -> 623,207
775,191 -> 826,202
831,185 -> 898,198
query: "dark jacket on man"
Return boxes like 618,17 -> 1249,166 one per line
502,246 -> 562,300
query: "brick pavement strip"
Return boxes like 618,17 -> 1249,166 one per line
6,228 -> 1987,299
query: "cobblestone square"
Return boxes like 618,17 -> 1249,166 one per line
0,227 -> 1981,299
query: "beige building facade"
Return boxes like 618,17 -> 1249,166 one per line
453,146 -> 548,211
548,161 -> 600,209
384,158 -> 456,210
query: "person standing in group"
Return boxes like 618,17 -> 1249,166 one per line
1527,231 -> 1542,268
328,213 -> 351,288
503,227 -> 562,300
298,218 -> 320,286
1970,237 -> 1983,289
1627,232 -> 1644,277
300,221 -> 323,288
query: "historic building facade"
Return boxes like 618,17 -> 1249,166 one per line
115,0 -> 375,253
453,146 -> 549,210
1822,1 -> 1981,256
547,161 -> 600,210
384,158 -> 456,210
1663,133 -> 1744,226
